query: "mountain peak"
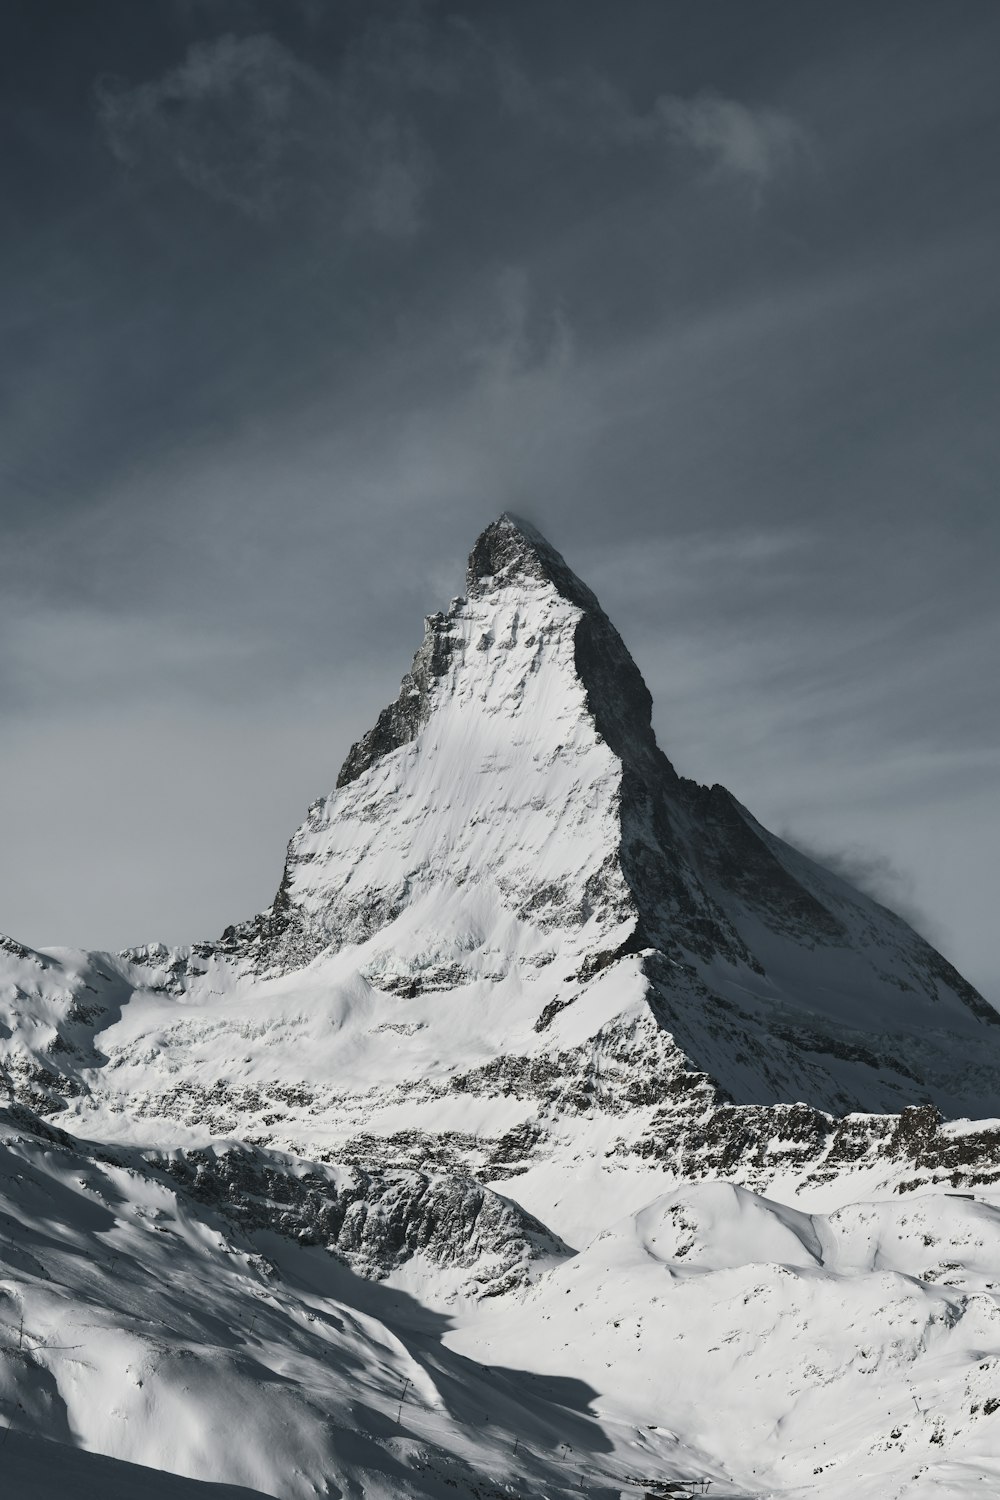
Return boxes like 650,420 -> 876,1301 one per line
329,512 -> 659,795
463,513 -> 663,773
467,513 -> 601,615
466,512 -> 559,585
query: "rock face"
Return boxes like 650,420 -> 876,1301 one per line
159,1142 -> 569,1296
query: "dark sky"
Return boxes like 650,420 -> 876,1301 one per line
2,1 -> 998,1001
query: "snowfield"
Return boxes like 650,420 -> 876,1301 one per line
2,515 -> 999,1498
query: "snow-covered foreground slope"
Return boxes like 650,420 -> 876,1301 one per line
451,1181 -> 1000,1499
2,1431 -> 267,1500
4,1100 -> 1000,1499
0,1104 -> 607,1499
3,514 -> 1000,1496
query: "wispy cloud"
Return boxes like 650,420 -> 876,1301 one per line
657,93 -> 808,190
496,59 -> 808,194
96,31 -> 429,234
784,835 -> 940,941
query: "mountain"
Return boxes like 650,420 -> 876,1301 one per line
220,511 -> 999,1117
3,514 -> 1000,1218
2,513 -> 1000,1498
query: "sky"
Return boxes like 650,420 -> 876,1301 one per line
2,1 -> 998,1004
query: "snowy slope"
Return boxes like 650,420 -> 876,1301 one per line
2,1432 -> 269,1500
450,1179 -> 1000,1500
6,1098 -> 1000,1499
0,1103 -> 603,1499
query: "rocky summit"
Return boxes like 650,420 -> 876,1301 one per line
2,514 -> 1000,1499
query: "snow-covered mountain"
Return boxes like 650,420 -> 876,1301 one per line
2,513 -> 1000,1497
221,511 -> 999,1115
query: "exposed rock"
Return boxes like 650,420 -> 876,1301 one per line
158,1143 -> 569,1296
